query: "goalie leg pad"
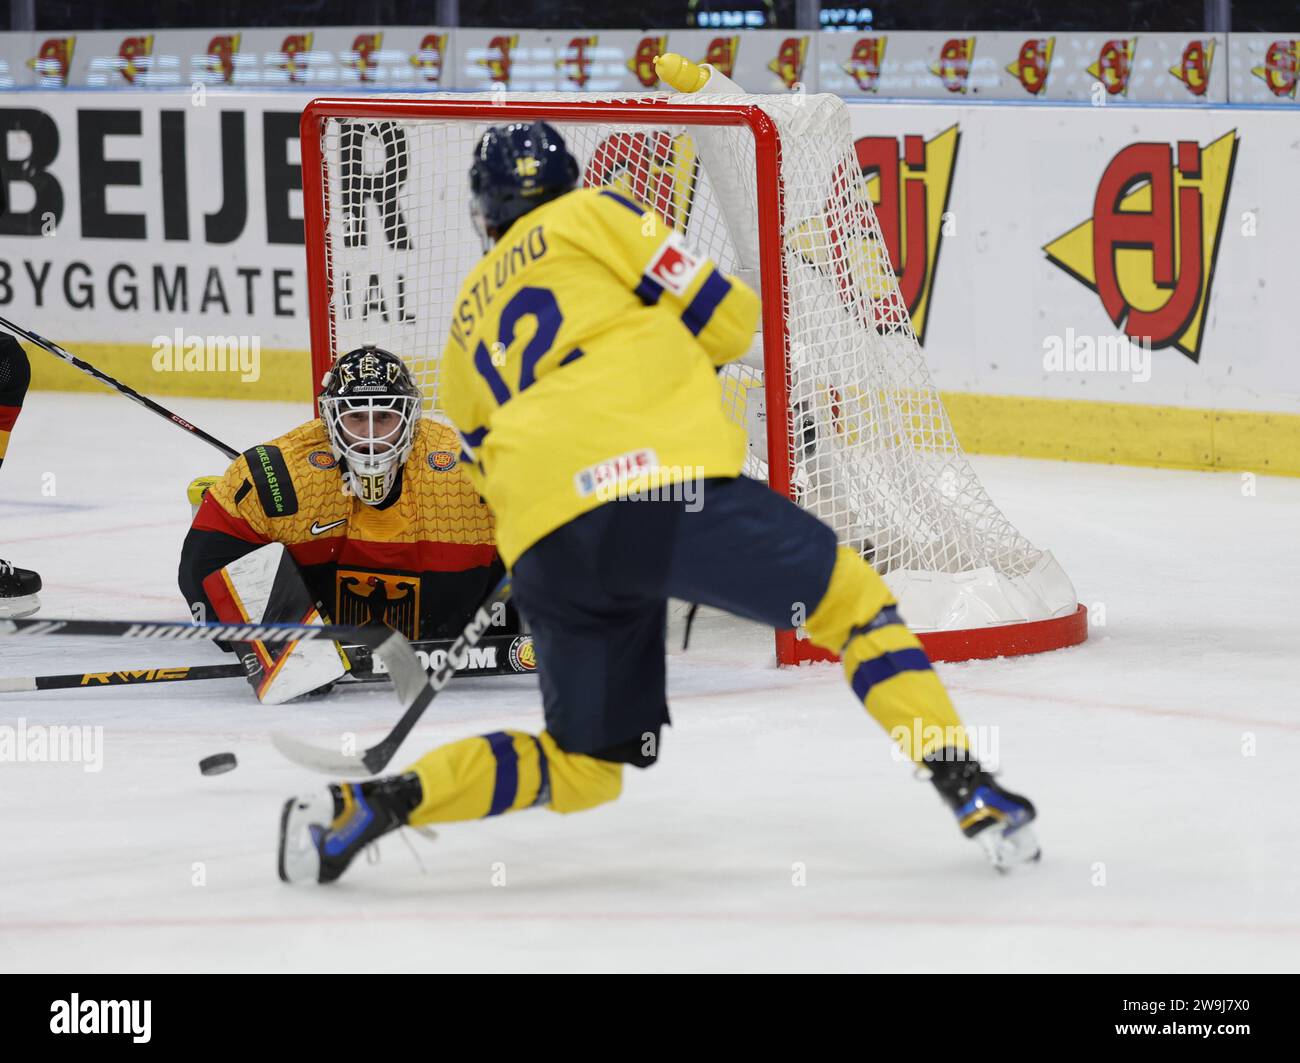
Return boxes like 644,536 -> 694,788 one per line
201,542 -> 347,704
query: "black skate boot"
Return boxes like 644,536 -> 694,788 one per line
0,560 -> 41,619
925,749 -> 1040,871
278,773 -> 423,884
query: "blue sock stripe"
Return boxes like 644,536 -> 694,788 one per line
850,648 -> 933,702
681,270 -> 732,336
484,731 -> 519,817
530,735 -> 552,808
847,605 -> 905,643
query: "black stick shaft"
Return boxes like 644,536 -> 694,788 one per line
0,632 -> 535,693
360,575 -> 515,774
0,315 -> 240,460
3,663 -> 245,693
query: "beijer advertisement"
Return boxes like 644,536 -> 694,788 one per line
0,94 -> 311,398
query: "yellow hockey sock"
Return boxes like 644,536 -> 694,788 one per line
805,546 -> 968,762
404,729 -> 623,826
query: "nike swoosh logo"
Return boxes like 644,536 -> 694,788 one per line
310,518 -> 348,536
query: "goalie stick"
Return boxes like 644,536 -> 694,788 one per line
268,575 -> 513,777
0,632 -> 537,693
0,614 -> 425,734
0,315 -> 239,460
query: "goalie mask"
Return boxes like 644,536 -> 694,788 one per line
319,346 -> 421,506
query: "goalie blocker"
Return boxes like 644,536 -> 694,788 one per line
202,542 -> 348,703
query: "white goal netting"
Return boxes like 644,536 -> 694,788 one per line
307,92 -> 1078,636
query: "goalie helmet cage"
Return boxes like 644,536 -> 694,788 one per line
301,94 -> 1087,665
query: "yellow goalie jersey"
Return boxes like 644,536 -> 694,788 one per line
440,186 -> 761,566
180,418 -> 505,641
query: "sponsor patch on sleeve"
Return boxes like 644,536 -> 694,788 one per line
645,232 -> 704,297
243,444 -> 299,518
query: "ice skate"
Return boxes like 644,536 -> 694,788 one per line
0,560 -> 41,619
926,751 -> 1041,871
278,775 -> 421,885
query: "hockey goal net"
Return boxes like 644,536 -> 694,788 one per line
301,93 -> 1086,664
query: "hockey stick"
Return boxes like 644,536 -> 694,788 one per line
0,632 -> 536,693
0,661 -> 247,692
269,575 -> 514,776
0,315 -> 239,460
0,614 -> 425,726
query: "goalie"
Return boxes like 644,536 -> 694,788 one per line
179,345 -> 516,702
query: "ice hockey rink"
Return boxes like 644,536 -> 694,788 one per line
1,390 -> 1296,973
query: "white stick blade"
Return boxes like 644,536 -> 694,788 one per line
270,731 -> 369,776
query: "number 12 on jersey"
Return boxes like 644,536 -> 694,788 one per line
472,286 -> 580,406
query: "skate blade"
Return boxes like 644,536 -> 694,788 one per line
979,822 -> 1042,872
277,793 -> 331,884
0,594 -> 40,620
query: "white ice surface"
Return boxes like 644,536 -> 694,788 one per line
1,391 -> 1297,973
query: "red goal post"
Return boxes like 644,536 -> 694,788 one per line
300,95 -> 1087,666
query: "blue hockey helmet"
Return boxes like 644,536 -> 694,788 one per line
468,121 -> 579,248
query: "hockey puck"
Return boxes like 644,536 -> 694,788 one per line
199,752 -> 238,776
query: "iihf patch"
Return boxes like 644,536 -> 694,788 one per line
428,450 -> 458,471
308,450 -> 338,470
508,636 -> 537,672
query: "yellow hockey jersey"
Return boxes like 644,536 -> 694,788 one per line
440,186 -> 760,566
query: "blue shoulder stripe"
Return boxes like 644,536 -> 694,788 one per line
634,276 -> 664,306
458,426 -> 490,467
681,270 -> 732,336
599,189 -> 648,216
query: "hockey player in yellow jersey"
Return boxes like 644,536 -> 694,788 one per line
278,122 -> 1040,883
436,168 -> 756,566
